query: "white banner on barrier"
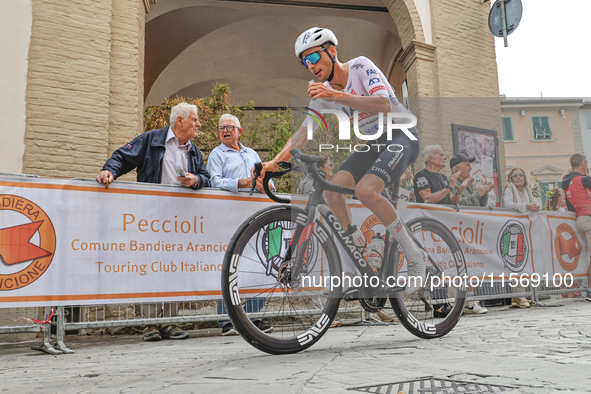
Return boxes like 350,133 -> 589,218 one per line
349,203 -> 589,283
0,176 -> 588,307
0,177 -> 276,307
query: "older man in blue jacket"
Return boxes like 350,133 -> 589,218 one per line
97,102 -> 210,189
96,102 -> 210,341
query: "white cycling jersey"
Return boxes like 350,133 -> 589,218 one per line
303,56 -> 411,136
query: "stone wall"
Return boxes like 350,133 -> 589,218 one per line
23,0 -> 145,179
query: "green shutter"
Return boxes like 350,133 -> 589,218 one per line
532,117 -> 542,138
533,116 -> 552,139
541,117 -> 552,138
502,117 -> 513,140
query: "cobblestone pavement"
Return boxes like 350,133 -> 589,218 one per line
1,297 -> 590,394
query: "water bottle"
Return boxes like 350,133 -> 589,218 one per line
368,233 -> 385,269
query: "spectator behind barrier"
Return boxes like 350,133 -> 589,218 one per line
413,145 -> 461,205
96,102 -> 211,342
413,146 -> 461,318
449,151 -> 494,315
562,153 -> 591,300
297,153 -> 333,194
502,168 -> 540,213
502,167 -> 540,309
206,113 -> 274,193
206,113 -> 274,336
97,102 -> 210,190
545,187 -> 566,212
450,151 -> 494,207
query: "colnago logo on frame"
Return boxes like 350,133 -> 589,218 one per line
302,107 -> 417,153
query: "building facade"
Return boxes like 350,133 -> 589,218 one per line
502,98 -> 584,197
578,102 -> 591,158
1,0 -> 504,180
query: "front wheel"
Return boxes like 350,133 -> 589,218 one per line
221,205 -> 342,354
389,217 -> 467,339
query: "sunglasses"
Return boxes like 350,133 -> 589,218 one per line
511,173 -> 525,178
300,47 -> 329,69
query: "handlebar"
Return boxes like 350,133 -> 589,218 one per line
251,148 -> 356,204
251,161 -> 292,204
291,149 -> 355,196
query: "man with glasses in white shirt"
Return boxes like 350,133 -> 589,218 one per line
206,114 -> 273,193
206,113 -> 274,335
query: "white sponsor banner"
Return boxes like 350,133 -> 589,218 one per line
349,203 -> 590,283
0,176 -> 588,307
0,177 -> 277,307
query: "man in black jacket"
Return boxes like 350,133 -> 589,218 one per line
96,102 -> 210,341
97,102 -> 210,189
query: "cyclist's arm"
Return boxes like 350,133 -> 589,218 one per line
308,83 -> 390,115
260,125 -> 308,177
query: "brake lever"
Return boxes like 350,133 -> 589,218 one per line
251,162 -> 262,195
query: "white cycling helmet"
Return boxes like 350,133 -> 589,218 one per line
294,27 -> 338,59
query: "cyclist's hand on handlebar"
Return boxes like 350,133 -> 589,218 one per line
259,159 -> 281,179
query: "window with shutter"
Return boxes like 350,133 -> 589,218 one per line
502,117 -> 514,141
532,116 -> 552,140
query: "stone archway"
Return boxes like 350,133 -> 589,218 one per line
143,0 -> 423,109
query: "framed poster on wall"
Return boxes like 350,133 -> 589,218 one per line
451,124 -> 502,207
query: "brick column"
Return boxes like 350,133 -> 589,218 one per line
395,0 -> 504,178
23,0 -> 145,179
107,0 -> 146,181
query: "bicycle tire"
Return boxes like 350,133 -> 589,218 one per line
221,205 -> 342,354
389,217 -> 467,339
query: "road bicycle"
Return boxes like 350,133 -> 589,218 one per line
221,148 -> 467,354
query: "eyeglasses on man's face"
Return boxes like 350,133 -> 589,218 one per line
301,47 -> 329,69
218,125 -> 239,132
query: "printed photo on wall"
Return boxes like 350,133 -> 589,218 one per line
452,124 -> 502,207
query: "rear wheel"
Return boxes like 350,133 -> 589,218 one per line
221,206 -> 342,354
389,217 -> 467,338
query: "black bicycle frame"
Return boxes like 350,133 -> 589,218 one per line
289,176 -> 402,297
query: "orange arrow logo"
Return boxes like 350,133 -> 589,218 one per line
0,221 -> 52,265
558,234 -> 581,259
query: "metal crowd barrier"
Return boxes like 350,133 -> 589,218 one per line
4,280 -> 587,355
1,301 -> 366,354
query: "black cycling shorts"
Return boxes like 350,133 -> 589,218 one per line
337,127 -> 420,187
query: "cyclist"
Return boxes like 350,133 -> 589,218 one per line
260,27 -> 428,295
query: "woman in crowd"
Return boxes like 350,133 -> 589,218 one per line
503,168 -> 540,213
545,187 -> 567,212
502,168 -> 541,308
